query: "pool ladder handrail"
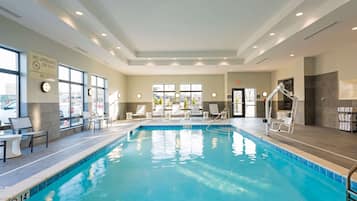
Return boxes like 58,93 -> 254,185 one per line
347,164 -> 357,201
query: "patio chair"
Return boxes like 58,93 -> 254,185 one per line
83,112 -> 97,130
153,105 -> 164,117
9,117 -> 48,152
191,104 -> 202,116
133,105 -> 146,118
0,140 -> 5,162
209,104 -> 220,116
171,104 -> 183,117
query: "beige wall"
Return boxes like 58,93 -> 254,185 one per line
226,72 -> 271,101
315,43 -> 357,100
0,15 -> 127,120
126,75 -> 225,102
271,58 -> 305,100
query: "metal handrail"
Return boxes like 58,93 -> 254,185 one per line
347,164 -> 357,201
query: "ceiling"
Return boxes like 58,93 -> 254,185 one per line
0,0 -> 356,75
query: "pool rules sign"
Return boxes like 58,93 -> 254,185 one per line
28,52 -> 57,81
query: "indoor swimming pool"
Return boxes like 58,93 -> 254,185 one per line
28,125 -> 345,201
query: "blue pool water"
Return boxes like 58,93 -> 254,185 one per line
28,126 -> 345,201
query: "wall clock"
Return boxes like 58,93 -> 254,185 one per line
41,82 -> 51,93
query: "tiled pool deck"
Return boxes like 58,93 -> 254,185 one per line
0,118 -> 356,200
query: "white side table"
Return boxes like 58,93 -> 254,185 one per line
146,112 -> 152,119
0,135 -> 22,159
126,112 -> 133,120
203,111 -> 209,120
184,111 -> 191,120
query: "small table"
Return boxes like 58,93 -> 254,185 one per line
0,134 -> 22,160
203,111 -> 209,120
126,112 -> 133,120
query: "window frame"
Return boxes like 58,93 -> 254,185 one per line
179,84 -> 203,109
0,46 -> 20,122
58,64 -> 85,129
152,84 -> 176,112
91,75 -> 107,115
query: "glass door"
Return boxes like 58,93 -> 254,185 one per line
232,88 -> 245,117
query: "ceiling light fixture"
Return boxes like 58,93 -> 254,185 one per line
101,33 -> 107,37
290,54 -> 295,57
352,27 -> 357,31
259,50 -> 265,55
253,45 -> 258,49
171,62 -> 180,66
116,46 -> 121,50
75,11 -> 83,16
110,50 -> 115,56
92,37 -> 100,45
195,61 -> 204,66
296,12 -> 303,17
219,61 -> 229,66
146,62 -> 155,66
269,32 -> 275,36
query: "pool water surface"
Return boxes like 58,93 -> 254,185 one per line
28,126 -> 345,201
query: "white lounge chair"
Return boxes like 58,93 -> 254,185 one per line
171,104 -> 183,116
153,105 -> 164,117
191,104 -> 202,116
133,105 -> 146,118
9,117 -> 48,153
209,104 -> 220,116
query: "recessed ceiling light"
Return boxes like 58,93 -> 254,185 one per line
146,62 -> 154,66
116,46 -> 121,49
296,12 -> 303,17
352,27 -> 357,31
75,11 -> 83,16
290,54 -> 295,57
219,61 -> 229,66
101,33 -> 107,37
253,45 -> 258,49
171,62 -> 180,66
92,37 -> 99,45
269,32 -> 275,36
195,61 -> 204,66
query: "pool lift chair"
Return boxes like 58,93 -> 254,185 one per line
263,83 -> 298,136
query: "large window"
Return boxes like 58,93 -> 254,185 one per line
0,47 -> 19,124
179,84 -> 202,109
91,75 -> 107,116
59,65 -> 84,129
152,84 -> 175,115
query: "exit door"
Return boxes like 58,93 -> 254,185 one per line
232,88 -> 245,117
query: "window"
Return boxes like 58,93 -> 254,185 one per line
179,84 -> 202,109
245,88 -> 256,117
58,65 -> 84,128
152,84 -> 175,115
0,47 -> 19,124
91,75 -> 107,116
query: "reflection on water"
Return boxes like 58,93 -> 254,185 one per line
232,132 -> 256,161
151,129 -> 203,162
179,130 -> 203,161
107,146 -> 123,162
